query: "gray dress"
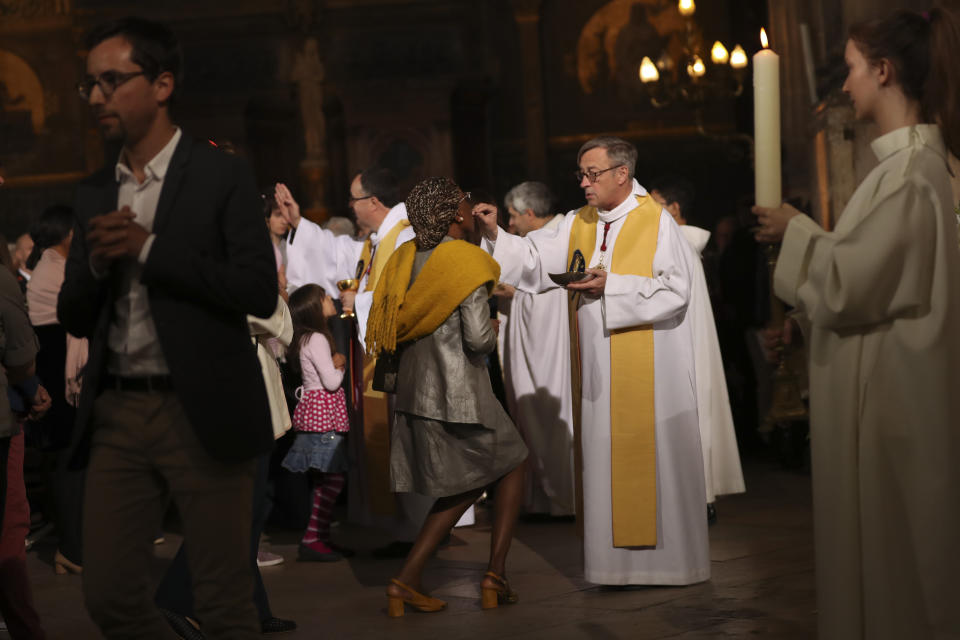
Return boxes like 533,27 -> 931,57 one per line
390,239 -> 528,498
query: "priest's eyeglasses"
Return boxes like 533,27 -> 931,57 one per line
574,165 -> 623,183
348,194 -> 375,205
77,70 -> 146,101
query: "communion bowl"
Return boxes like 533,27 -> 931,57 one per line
548,271 -> 589,286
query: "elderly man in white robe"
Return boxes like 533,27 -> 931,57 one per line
475,137 -> 709,586
495,181 -> 575,516
275,169 -> 433,556
649,177 -> 745,520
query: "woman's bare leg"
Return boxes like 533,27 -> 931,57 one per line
393,488 -> 483,592
487,460 -> 526,577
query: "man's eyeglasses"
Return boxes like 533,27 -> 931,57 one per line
574,165 -> 623,184
76,70 -> 146,101
459,191 -> 473,204
348,194 -> 375,205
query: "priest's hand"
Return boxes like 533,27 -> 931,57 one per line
492,283 -> 515,300
566,268 -> 606,297
275,183 -> 301,229
752,202 -> 802,243
472,203 -> 500,242
340,290 -> 356,314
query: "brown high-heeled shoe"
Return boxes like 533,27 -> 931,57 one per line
385,578 -> 447,617
54,550 -> 82,575
480,571 -> 518,610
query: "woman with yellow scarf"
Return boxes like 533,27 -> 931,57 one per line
367,177 -> 528,617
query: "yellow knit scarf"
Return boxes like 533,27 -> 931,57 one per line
366,239 -> 501,356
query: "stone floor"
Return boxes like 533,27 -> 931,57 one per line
7,457 -> 816,639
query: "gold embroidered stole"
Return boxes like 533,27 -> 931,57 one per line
567,194 -> 661,547
355,217 -> 410,516
365,219 -> 412,292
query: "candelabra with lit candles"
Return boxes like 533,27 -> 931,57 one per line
638,0 -> 749,108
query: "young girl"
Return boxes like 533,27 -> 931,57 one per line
282,284 -> 350,562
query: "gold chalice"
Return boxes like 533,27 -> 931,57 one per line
337,278 -> 361,319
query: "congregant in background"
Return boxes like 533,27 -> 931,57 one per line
649,176 -> 745,522
494,181 -> 575,517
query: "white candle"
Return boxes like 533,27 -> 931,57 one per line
754,28 -> 781,208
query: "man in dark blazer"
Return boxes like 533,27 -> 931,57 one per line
58,18 -> 277,639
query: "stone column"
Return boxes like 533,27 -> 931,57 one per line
510,0 -> 548,182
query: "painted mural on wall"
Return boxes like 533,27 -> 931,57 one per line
576,0 -> 686,95
0,50 -> 45,154
542,0 -> 733,136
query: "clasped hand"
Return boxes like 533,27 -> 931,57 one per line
28,385 -> 52,421
87,206 -> 149,272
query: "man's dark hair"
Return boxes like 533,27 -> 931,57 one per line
651,175 -> 695,218
85,17 -> 183,102
356,167 -> 401,208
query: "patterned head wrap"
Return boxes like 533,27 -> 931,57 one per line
406,176 -> 461,250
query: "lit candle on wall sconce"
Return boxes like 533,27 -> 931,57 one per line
687,55 -> 705,78
753,28 -> 781,207
678,0 -> 695,17
639,56 -> 660,83
711,41 -> 729,65
730,45 -> 748,69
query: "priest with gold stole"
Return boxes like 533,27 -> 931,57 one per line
475,137 -> 709,585
275,169 -> 431,551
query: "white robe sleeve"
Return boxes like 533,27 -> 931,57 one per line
603,213 -> 693,330
285,218 -> 361,295
488,214 -> 575,293
247,296 -> 293,347
774,180 -> 938,330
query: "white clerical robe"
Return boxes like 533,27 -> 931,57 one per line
774,124 -> 960,640
499,214 -> 576,516
489,193 -> 709,585
678,224 -> 745,502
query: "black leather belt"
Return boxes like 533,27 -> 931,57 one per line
104,374 -> 175,393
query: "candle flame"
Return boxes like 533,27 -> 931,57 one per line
730,45 -> 748,69
639,56 -> 660,83
760,28 -> 769,49
686,55 -> 706,78
678,0 -> 695,17
711,41 -> 729,65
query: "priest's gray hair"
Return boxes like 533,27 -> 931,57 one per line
323,216 -> 357,237
504,181 -> 555,218
577,136 -> 637,177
